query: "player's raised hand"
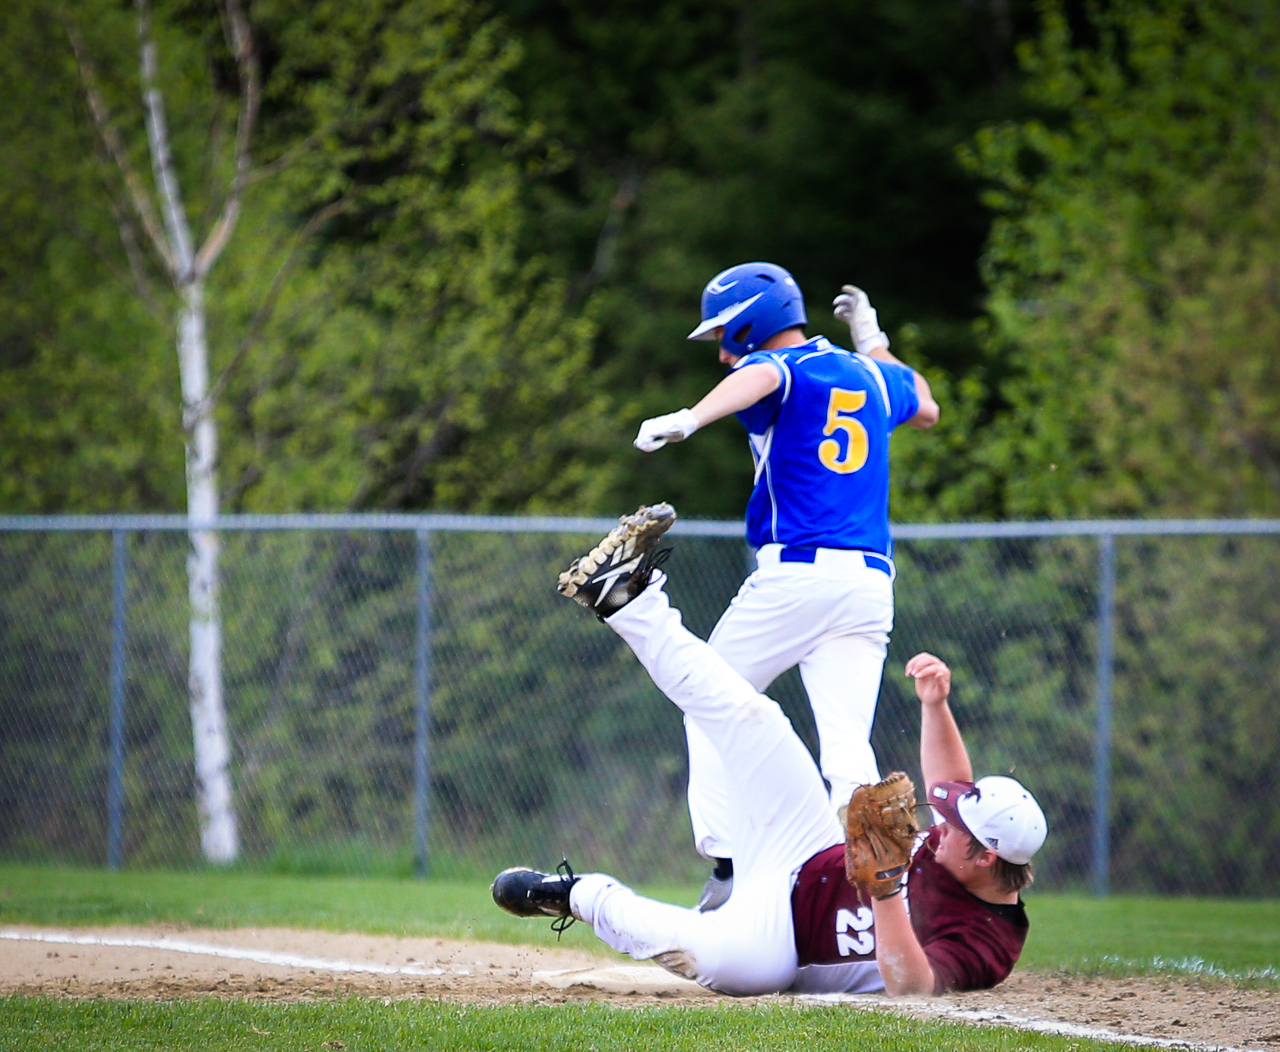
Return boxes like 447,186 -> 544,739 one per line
832,284 -> 889,355
905,652 -> 951,708
634,408 -> 700,452
831,284 -> 867,325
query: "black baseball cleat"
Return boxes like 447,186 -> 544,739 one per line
557,503 -> 676,618
491,858 -> 580,936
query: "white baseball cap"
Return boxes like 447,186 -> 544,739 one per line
928,776 -> 1047,865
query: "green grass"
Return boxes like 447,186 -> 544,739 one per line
2,864 -> 1277,984
1024,893 -> 1280,982
0,997 -> 1146,1052
0,863 -> 696,952
2,864 -> 1277,1051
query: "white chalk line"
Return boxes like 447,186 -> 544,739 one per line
4,929 -> 1263,1051
801,993 -> 1258,1052
0,929 -> 458,977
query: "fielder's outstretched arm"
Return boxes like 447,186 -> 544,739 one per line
870,652 -> 969,997
907,651 -> 972,789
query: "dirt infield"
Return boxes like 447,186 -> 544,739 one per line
3,924 -> 1278,1051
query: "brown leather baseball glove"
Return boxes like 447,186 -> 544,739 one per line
843,771 -> 920,899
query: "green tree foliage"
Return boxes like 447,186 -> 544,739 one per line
963,0 -> 1280,519
0,2 -> 182,512
213,0 -> 619,513
0,0 -> 615,516
495,0 -> 1039,518
891,1 -> 1280,895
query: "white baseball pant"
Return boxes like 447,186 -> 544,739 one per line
686,544 -> 894,861
568,574 -> 850,995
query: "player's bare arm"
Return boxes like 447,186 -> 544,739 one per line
689,361 -> 781,427
906,651 -> 973,789
903,364 -> 939,429
872,652 -> 987,996
633,362 -> 781,452
870,892 -> 937,996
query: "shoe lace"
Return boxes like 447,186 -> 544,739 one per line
638,546 -> 673,581
591,546 -> 674,623
550,856 -> 577,939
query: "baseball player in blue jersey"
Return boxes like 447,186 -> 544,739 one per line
633,263 -> 939,908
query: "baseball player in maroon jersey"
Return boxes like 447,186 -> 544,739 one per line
492,504 -> 1047,996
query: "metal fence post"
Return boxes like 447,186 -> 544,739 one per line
1091,533 -> 1116,896
107,529 -> 128,871
413,530 -> 434,878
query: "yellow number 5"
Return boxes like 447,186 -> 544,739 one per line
818,388 -> 868,474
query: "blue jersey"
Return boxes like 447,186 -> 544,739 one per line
734,336 -> 920,555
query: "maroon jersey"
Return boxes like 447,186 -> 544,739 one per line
791,830 -> 1029,994
791,844 -> 876,966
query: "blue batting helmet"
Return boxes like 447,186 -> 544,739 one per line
687,262 -> 807,357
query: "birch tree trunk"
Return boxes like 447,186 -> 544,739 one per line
178,279 -> 238,863
67,0 -> 258,862
136,0 -> 241,863
138,0 -> 251,863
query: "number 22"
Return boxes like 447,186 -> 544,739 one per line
818,388 -> 868,474
836,906 -> 874,956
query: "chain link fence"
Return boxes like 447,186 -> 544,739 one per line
2,514 -> 1277,895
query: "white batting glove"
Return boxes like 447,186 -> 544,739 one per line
634,408 -> 700,452
832,284 -> 890,354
